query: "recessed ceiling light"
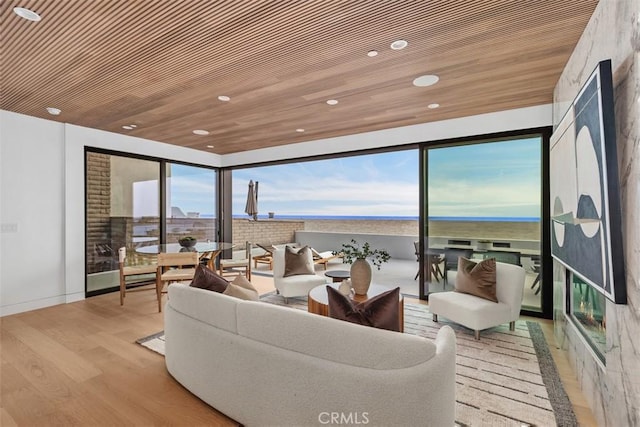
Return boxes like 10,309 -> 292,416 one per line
367,50 -> 378,57
427,103 -> 440,109
413,75 -> 440,87
13,7 -> 41,21
122,125 -> 133,130
217,95 -> 230,102
46,107 -> 61,115
206,145 -> 214,149
326,99 -> 338,105
390,39 -> 408,50
296,128 -> 305,132
193,129 -> 210,135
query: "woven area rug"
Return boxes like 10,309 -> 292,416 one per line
138,292 -> 577,427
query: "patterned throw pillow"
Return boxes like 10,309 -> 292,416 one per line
454,257 -> 498,302
190,264 -> 229,293
326,285 -> 400,332
283,245 -> 315,277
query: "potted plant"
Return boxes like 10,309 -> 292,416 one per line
336,239 -> 390,295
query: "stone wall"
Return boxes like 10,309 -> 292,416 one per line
553,1 -> 640,424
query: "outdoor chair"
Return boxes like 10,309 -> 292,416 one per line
414,241 -> 444,282
443,247 -> 474,285
253,243 -> 275,270
311,247 -> 341,270
482,250 -> 522,266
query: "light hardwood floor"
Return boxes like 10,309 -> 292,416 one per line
1,277 -> 597,426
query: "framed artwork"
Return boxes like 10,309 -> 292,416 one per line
550,59 -> 626,304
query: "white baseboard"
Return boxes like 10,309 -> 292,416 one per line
0,292 -> 85,317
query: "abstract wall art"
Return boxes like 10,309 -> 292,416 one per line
550,59 -> 626,304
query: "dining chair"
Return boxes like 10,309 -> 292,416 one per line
156,252 -> 199,310
443,247 -> 474,285
482,250 -> 522,266
219,241 -> 252,280
413,242 -> 445,282
118,247 -> 160,311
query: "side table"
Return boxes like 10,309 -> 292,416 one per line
324,270 -> 350,283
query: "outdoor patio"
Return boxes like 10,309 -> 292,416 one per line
249,255 -> 542,310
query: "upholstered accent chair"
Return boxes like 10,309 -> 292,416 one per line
429,261 -> 526,340
273,247 -> 326,303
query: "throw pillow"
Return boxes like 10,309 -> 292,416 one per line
326,285 -> 400,332
283,245 -> 315,277
454,257 -> 498,302
232,274 -> 257,291
190,264 -> 229,293
222,275 -> 259,301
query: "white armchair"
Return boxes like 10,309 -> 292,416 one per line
273,247 -> 326,303
429,261 -> 526,340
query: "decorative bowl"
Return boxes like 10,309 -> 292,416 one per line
178,237 -> 197,248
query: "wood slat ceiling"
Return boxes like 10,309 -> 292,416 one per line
1,0 -> 598,155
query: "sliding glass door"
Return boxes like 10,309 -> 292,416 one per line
86,152 -> 160,294
85,151 -> 217,296
421,134 -> 546,313
166,163 -> 217,244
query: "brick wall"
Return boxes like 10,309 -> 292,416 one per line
86,152 -> 112,273
232,219 -> 304,246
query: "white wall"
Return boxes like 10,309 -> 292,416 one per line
1,111 -> 66,314
1,104 -> 552,316
0,110 -> 221,316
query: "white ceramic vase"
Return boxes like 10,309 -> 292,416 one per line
350,258 -> 372,295
338,279 -> 352,296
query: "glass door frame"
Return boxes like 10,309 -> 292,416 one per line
418,127 -> 553,319
84,147 -> 220,297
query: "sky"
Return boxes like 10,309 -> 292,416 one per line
167,137 -> 542,219
233,150 -> 419,218
427,137 -> 541,218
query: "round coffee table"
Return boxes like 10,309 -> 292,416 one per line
324,270 -> 350,283
307,283 -> 404,332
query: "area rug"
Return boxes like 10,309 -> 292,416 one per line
138,293 -> 577,427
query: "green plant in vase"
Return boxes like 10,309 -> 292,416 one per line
337,239 -> 390,269
335,239 -> 391,295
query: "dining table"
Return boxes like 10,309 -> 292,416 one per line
136,241 -> 234,270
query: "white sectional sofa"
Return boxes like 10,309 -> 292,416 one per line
165,283 -> 457,427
